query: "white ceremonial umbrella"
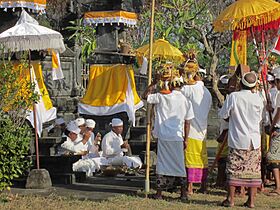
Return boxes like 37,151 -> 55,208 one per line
0,9 -> 65,53
0,9 -> 65,169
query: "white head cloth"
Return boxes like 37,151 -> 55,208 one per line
67,121 -> 81,134
86,119 -> 96,129
111,118 -> 123,127
267,74 -> 275,82
75,118 -> 85,126
241,72 -> 257,88
55,118 -> 65,125
275,73 -> 280,80
220,75 -> 229,84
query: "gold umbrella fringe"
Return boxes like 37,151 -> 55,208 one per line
214,7 -> 280,32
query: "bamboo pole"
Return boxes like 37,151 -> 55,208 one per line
29,50 -> 40,169
145,0 -> 156,197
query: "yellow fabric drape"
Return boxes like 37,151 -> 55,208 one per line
230,31 -> 247,67
32,62 -> 53,111
52,51 -> 59,69
127,67 -> 142,106
81,64 -> 141,107
12,61 -> 53,111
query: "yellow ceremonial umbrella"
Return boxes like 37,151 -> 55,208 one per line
0,0 -> 46,12
213,0 -> 280,32
136,39 -> 185,63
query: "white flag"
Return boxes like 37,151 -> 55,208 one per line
52,50 -> 64,80
26,66 -> 57,137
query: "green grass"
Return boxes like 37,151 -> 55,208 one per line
1,188 -> 280,210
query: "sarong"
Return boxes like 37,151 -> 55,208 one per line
227,147 -> 261,187
185,138 -> 208,183
156,175 -> 186,191
157,140 -> 186,177
156,139 -> 186,190
267,133 -> 280,169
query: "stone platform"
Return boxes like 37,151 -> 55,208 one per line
9,175 -> 152,201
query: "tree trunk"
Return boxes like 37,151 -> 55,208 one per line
210,53 -> 224,106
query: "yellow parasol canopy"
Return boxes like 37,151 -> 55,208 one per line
136,39 -> 185,63
213,0 -> 280,32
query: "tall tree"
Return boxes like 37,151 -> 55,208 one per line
131,0 -> 235,104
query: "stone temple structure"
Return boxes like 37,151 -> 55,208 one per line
0,1 -> 155,185
73,0 -> 146,138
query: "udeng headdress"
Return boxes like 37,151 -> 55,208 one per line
183,50 -> 199,85
157,63 -> 175,90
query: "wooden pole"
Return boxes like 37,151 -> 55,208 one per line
29,50 -> 40,169
145,0 -> 155,197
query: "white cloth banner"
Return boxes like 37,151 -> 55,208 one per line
139,56 -> 148,75
52,51 -> 64,80
26,66 -> 57,137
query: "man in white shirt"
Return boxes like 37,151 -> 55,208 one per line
268,73 -> 278,109
267,72 -> 280,196
85,119 -> 101,158
181,72 -> 212,194
101,118 -> 142,168
61,121 -> 88,154
145,71 -> 194,201
219,72 -> 264,208
72,119 -> 101,176
75,117 -> 87,135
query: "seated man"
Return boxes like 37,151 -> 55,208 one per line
101,118 -> 142,169
73,118 -> 142,176
63,120 -> 98,176
60,121 -> 88,154
75,117 -> 87,136
85,119 -> 101,158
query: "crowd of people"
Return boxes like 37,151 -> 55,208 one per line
142,55 -> 212,202
51,117 -> 142,176
48,52 -> 280,208
141,53 -> 280,208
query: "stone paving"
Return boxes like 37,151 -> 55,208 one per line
9,175 -> 148,201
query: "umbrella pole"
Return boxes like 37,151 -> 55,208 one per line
250,28 -> 272,123
28,50 -> 40,169
145,0 -> 155,198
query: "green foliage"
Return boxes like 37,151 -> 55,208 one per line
135,2 -> 205,64
0,116 -> 32,191
0,51 -> 38,191
136,0 -> 278,72
0,52 -> 39,126
66,19 -> 96,62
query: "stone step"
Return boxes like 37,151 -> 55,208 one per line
85,175 -> 148,188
